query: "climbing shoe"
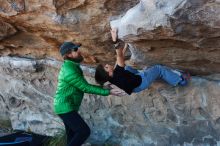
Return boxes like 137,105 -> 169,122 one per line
179,72 -> 191,86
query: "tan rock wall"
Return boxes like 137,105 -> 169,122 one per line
0,56 -> 220,145
0,0 -> 220,145
0,0 -> 219,74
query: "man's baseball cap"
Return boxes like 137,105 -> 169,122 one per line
59,42 -> 81,56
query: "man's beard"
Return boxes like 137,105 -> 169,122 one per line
66,55 -> 84,63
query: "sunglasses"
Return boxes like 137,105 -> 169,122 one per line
72,47 -> 78,52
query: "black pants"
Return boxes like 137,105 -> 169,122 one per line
58,111 -> 91,146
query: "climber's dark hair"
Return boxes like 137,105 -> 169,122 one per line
95,64 -> 110,86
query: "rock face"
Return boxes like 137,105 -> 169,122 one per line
0,0 -> 219,74
111,0 -> 220,75
0,0 -> 139,62
0,56 -> 220,146
0,0 -> 220,145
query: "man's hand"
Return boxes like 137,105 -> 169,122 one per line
110,88 -> 127,96
111,28 -> 118,42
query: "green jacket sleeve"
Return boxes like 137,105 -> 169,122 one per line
64,65 -> 110,96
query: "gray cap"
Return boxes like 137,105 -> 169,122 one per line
59,42 -> 81,56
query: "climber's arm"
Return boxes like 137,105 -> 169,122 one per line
122,43 -> 128,57
111,28 -> 127,67
115,47 -> 125,67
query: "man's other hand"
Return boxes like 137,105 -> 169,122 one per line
110,88 -> 127,96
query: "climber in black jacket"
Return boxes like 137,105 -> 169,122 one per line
95,28 -> 190,95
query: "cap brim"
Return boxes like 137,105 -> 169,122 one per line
71,45 -> 81,50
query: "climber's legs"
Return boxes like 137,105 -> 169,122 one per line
133,65 -> 185,92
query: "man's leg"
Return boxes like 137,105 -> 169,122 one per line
59,111 -> 91,146
63,122 -> 74,145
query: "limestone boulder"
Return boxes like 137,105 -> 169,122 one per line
0,0 -> 219,74
0,56 -> 220,145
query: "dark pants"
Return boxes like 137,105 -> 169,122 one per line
58,111 -> 91,146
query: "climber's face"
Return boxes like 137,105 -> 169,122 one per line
104,64 -> 114,76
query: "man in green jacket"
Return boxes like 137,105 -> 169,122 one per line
54,42 -> 121,146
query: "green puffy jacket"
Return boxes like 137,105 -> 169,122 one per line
54,60 -> 110,114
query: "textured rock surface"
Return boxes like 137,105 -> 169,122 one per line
0,0 -> 219,74
0,0 -> 139,62
0,0 -> 220,145
0,56 -> 220,145
111,0 -> 220,75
